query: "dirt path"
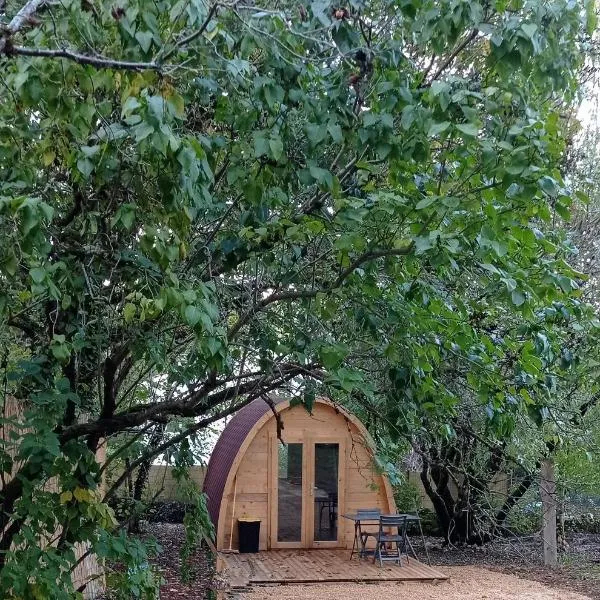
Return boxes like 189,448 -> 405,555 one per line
241,566 -> 592,600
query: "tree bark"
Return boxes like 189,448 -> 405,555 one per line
129,425 -> 165,533
541,458 -> 558,567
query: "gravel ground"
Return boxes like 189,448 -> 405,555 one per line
419,534 -> 600,599
241,567 -> 592,600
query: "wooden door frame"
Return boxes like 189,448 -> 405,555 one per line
268,433 -> 308,549
268,434 -> 346,549
307,436 -> 346,548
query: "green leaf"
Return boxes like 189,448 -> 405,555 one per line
401,105 -> 415,130
539,176 -> 558,196
185,305 -> 202,327
480,263 -> 500,275
147,95 -> 165,122
134,122 -> 155,141
586,0 -> 598,34
511,289 -> 526,306
81,145 -> 100,158
306,123 -> 327,145
521,23 -> 538,39
428,121 -> 451,137
328,122 -> 343,143
557,275 -> 573,294
113,204 -> 136,230
319,344 -> 349,370
455,123 -> 479,138
123,303 -> 136,323
508,124 -> 524,136
415,196 -> 436,210
363,112 -> 379,128
1,251 -> 17,276
309,165 -> 333,190
254,134 -> 269,158
554,202 -> 571,221
135,31 -> 154,53
77,158 -> 94,179
50,339 -> 70,362
29,266 -> 45,283
269,137 -> 284,161
414,235 -> 434,254
122,96 -> 141,117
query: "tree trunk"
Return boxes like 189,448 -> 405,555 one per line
541,458 -> 558,567
128,425 -> 165,533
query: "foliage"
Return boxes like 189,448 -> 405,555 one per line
0,0 -> 596,594
393,479 -> 422,513
504,492 -> 541,535
101,534 -> 162,600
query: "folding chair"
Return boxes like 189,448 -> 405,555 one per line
356,508 -> 380,557
373,514 -> 408,567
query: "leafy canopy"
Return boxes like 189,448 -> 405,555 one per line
0,0 -> 595,596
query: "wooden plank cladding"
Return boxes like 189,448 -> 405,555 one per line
219,549 -> 448,586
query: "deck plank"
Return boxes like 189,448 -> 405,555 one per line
219,549 -> 448,585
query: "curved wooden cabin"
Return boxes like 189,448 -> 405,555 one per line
203,398 -> 395,551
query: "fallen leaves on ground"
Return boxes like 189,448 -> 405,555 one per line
141,523 -> 226,599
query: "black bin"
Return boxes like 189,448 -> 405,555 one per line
238,517 -> 261,553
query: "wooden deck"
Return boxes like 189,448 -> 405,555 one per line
218,549 -> 448,588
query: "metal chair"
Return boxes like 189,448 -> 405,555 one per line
357,508 -> 381,556
349,508 -> 381,558
373,514 -> 408,567
318,491 -> 338,531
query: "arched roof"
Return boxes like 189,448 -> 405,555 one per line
203,398 -> 275,526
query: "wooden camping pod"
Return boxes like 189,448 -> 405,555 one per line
203,398 -> 396,551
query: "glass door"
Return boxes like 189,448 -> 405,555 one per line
271,441 -> 305,548
311,442 -> 342,547
270,437 -> 344,548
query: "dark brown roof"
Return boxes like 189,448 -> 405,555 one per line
203,398 -> 274,528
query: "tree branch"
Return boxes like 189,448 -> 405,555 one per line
59,362 -> 318,444
103,372 -> 305,501
4,45 -> 162,71
228,245 -> 415,339
160,2 -> 220,62
0,0 -> 46,55
426,29 -> 479,84
2,1 -> 219,70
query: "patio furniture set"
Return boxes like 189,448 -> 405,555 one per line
342,509 -> 431,567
